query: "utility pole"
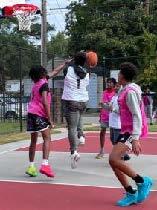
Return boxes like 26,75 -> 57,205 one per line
41,0 -> 47,68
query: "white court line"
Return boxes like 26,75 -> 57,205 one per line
0,179 -> 156,191
0,147 -> 24,155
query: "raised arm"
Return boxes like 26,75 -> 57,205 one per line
48,63 -> 66,79
48,59 -> 72,79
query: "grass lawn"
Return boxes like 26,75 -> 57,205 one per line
0,130 -> 61,145
84,124 -> 157,132
149,123 -> 157,132
84,126 -> 100,131
0,121 -> 22,135
0,121 -> 61,145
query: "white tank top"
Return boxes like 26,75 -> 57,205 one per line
62,66 -> 89,102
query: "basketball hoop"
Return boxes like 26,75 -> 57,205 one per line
12,4 -> 40,32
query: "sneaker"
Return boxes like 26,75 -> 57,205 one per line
26,165 -> 38,177
79,136 -> 85,145
137,176 -> 153,203
117,192 -> 138,207
95,153 -> 104,159
71,151 -> 80,169
39,164 -> 55,178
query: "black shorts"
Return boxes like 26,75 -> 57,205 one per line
117,132 -> 133,149
27,113 -> 50,133
110,128 -> 121,145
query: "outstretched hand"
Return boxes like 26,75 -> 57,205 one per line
65,59 -> 73,65
49,121 -> 55,129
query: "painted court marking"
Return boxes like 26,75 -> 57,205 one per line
0,181 -> 156,210
0,132 -> 156,209
0,179 -> 156,192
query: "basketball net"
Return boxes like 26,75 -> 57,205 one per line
13,10 -> 36,32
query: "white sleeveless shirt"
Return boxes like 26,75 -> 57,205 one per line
62,66 -> 89,102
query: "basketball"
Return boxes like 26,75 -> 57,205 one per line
86,51 -> 98,68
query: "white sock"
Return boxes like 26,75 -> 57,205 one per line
30,162 -> 34,167
42,159 -> 49,165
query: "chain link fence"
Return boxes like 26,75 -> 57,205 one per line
0,45 -> 54,134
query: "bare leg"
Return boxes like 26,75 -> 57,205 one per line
41,128 -> 51,159
100,128 -> 106,152
111,166 -> 130,188
40,128 -> 54,177
29,132 -> 38,162
109,143 -> 137,188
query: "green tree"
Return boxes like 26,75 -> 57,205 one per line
66,1 -> 145,55
137,30 -> 157,86
0,16 -> 55,83
47,32 -> 69,58
0,18 -> 40,82
65,0 -> 157,77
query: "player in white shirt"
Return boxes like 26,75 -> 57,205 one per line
62,52 -> 90,169
109,83 -> 130,161
109,83 -> 121,145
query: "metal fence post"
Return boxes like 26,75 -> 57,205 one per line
103,56 -> 106,90
19,48 -> 23,132
51,55 -> 55,122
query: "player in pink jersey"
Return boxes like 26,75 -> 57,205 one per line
109,63 -> 152,207
26,64 -> 66,178
96,78 -> 116,159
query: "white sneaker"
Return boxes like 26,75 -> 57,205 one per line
79,136 -> 85,145
71,151 -> 80,169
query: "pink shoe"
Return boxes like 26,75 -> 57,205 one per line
39,164 -> 55,178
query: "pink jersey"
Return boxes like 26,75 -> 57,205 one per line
100,89 -> 115,123
118,86 -> 148,138
28,78 -> 51,118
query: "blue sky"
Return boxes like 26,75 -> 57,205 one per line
29,0 -> 71,32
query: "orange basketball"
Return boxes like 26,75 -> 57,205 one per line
86,51 -> 98,68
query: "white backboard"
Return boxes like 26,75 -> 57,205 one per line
0,0 -> 25,8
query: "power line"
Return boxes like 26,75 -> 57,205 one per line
47,7 -> 68,16
46,1 -> 65,31
49,7 -> 68,11
51,10 -> 65,31
47,1 -> 155,11
55,0 -> 66,18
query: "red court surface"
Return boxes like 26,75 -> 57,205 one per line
0,181 -> 156,210
18,132 -> 157,155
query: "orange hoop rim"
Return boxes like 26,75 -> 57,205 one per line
12,4 -> 39,12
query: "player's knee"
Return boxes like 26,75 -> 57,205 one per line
109,154 -> 117,167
